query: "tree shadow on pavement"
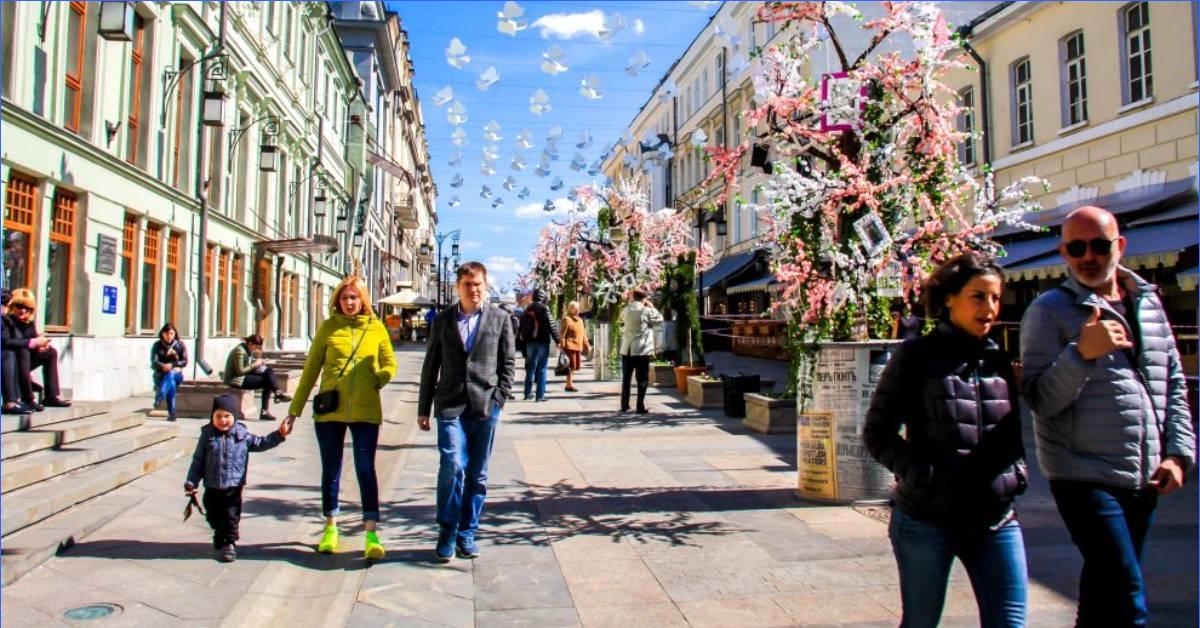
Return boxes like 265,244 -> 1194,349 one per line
506,409 -> 719,432
56,539 -> 368,571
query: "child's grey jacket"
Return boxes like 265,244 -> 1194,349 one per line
184,422 -> 284,490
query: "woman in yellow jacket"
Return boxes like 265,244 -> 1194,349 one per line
285,275 -> 396,559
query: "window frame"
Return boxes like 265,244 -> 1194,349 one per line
140,223 -> 161,332
126,14 -> 146,164
217,248 -> 229,335
1119,1 -> 1153,105
957,86 -> 977,166
164,230 -> 181,326
1010,57 -> 1034,147
4,173 -> 40,292
1059,31 -> 1088,128
173,54 -> 194,190
64,1 -> 87,134
44,188 -> 77,330
121,215 -> 139,332
231,254 -> 243,335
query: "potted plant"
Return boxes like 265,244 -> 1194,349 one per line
686,373 -> 723,409
743,391 -> 797,434
667,253 -> 711,389
649,359 -> 676,387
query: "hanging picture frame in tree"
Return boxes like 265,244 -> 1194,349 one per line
853,212 -> 892,260
820,72 -> 866,132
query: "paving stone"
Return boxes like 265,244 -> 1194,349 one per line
475,606 -> 581,627
558,558 -> 671,606
574,602 -> 689,627
473,561 -> 574,611
772,590 -> 897,624
676,597 -> 795,627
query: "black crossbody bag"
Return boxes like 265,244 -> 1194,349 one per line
313,330 -> 363,415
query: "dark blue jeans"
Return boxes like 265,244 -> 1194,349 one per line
154,370 -> 184,417
888,506 -> 1027,628
523,343 -> 549,400
1050,480 -> 1158,627
436,405 -> 500,543
314,421 -> 380,522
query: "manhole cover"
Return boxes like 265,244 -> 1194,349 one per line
63,604 -> 122,620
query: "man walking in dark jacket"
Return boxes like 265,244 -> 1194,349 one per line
418,261 -> 516,562
1020,206 -> 1195,627
521,288 -> 559,402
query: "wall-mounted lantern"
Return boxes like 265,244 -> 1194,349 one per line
353,231 -> 364,248
313,189 -> 328,219
201,61 -> 228,127
336,212 -> 349,235
98,1 -> 135,41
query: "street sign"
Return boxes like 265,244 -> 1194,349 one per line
102,286 -> 117,314
96,234 -> 118,275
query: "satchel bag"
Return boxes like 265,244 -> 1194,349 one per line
554,349 -> 571,376
313,329 -> 363,415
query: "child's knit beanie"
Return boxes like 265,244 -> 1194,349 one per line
211,393 -> 244,422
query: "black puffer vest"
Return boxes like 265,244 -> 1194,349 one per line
864,321 -> 1028,529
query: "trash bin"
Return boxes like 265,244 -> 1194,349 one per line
722,374 -> 762,417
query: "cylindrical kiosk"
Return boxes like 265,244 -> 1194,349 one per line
796,341 -> 900,503
592,322 -> 616,381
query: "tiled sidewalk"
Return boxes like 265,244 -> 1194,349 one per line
3,347 -> 1195,627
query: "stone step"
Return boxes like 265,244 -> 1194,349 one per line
0,491 -> 145,586
2,424 -> 178,494
0,401 -> 110,434
1,432 -> 58,460
46,413 -> 145,447
1,438 -> 188,537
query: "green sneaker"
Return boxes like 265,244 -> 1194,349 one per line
317,524 -> 339,553
364,531 -> 385,560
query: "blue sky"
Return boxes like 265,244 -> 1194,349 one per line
386,1 -> 722,294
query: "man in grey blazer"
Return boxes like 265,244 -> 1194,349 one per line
418,261 -> 516,562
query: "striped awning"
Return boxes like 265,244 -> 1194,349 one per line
1005,218 -> 1197,282
726,276 -> 778,295
1180,266 -> 1198,292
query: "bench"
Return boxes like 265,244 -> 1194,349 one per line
175,381 -> 260,419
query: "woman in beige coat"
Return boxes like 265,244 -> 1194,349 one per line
559,301 -> 591,392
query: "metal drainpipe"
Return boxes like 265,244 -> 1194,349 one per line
274,256 -> 284,350
306,117 -> 323,343
193,2 -> 226,378
958,31 -> 992,167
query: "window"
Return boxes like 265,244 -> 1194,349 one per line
766,19 -> 778,42
279,271 -> 291,336
231,254 -> 243,334
283,4 -> 294,61
4,173 -> 39,290
1011,58 -> 1033,146
205,244 -> 215,325
266,1 -> 277,34
715,55 -> 724,85
957,87 -> 976,166
702,68 -> 709,104
140,224 -> 161,330
217,249 -> 229,335
207,127 -> 223,211
64,2 -> 87,133
2,2 -> 15,98
173,55 -> 193,190
164,231 -> 181,325
1122,2 -> 1152,103
1061,32 -> 1088,126
44,189 -> 77,328
289,274 -> 300,337
126,15 -> 147,164
121,215 -> 138,331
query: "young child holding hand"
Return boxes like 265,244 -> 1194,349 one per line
185,393 -> 291,562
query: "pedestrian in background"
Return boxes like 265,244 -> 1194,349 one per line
286,274 -> 396,560
151,323 -> 188,421
864,253 -> 1029,628
521,288 -> 559,401
223,334 -> 290,421
185,393 -> 291,562
559,300 -> 590,392
5,288 -> 69,410
619,289 -> 662,414
418,261 -> 515,562
1020,206 -> 1195,627
1,289 -> 33,415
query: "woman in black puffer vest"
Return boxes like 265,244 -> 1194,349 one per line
864,253 -> 1028,628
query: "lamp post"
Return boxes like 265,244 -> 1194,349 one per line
433,229 -> 460,307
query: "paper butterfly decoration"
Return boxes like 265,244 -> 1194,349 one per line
445,38 -> 470,69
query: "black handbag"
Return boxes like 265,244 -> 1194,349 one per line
312,330 -> 363,415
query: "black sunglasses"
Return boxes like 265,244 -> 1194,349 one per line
1064,237 -> 1118,258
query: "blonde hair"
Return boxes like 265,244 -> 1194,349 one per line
8,288 -> 36,311
330,275 -> 373,316
566,300 -> 580,316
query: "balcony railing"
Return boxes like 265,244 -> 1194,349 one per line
393,192 -> 419,228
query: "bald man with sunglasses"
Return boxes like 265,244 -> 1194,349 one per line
1019,206 -> 1195,627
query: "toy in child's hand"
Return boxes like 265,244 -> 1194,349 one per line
184,492 -> 205,521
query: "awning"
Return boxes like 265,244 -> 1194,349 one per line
700,250 -> 759,291
1179,266 -> 1198,292
367,151 -> 414,184
996,236 -> 1059,267
993,177 -> 1197,237
1005,218 -> 1198,281
1128,197 -> 1198,226
726,276 -> 778,295
257,235 -> 339,255
378,289 -> 433,307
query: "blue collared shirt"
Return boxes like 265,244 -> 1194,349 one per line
456,305 -> 483,353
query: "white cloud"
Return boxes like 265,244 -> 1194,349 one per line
461,240 -> 483,250
532,10 -> 607,40
514,198 -> 574,218
490,225 -> 507,234
633,18 -> 645,35
484,256 -> 526,275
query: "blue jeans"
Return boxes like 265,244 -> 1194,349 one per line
1050,480 -> 1158,627
888,506 -> 1027,628
523,343 -> 549,400
436,405 -> 500,543
314,421 -> 380,521
154,370 -> 184,417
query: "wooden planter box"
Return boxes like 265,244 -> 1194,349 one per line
673,365 -> 711,390
742,393 -> 797,434
686,376 -> 724,409
649,364 -> 676,387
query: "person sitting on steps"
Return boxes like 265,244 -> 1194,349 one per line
223,334 -> 291,421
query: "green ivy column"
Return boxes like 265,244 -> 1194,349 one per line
667,253 -> 704,367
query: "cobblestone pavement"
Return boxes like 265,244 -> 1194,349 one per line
3,346 -> 1195,627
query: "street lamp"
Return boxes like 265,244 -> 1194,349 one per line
433,230 -> 461,307
353,231 -> 364,248
336,211 -> 348,235
201,71 -> 227,127
313,189 -> 328,219
98,1 -> 135,41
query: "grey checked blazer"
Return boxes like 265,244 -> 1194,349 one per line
419,302 -> 516,419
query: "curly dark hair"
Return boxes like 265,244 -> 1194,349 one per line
923,252 -> 1005,319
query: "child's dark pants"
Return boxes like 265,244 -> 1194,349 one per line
203,486 -> 243,548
